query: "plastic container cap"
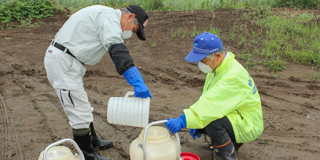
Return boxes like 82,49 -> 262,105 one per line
138,126 -> 170,142
38,146 -> 73,160
181,152 -> 201,160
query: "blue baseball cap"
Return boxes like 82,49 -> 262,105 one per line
185,32 -> 223,63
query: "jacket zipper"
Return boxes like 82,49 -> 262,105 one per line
206,70 -> 216,91
236,110 -> 243,120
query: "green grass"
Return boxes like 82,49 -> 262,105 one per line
237,9 -> 320,72
168,8 -> 320,72
263,56 -> 285,71
51,0 -> 276,12
255,11 -> 320,70
50,0 -> 319,12
171,25 -> 221,40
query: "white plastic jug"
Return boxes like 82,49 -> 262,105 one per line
107,91 -> 150,127
130,120 -> 182,160
38,138 -> 84,160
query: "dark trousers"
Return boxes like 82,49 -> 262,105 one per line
198,116 -> 237,146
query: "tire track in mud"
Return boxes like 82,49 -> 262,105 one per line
254,74 -> 320,159
139,66 -> 205,88
259,80 -> 320,111
40,93 -> 66,116
92,111 -> 137,159
0,50 -> 72,159
29,98 -> 62,142
10,71 -> 71,142
260,91 -> 320,111
0,92 -> 24,160
0,51 -> 25,160
11,66 -> 129,158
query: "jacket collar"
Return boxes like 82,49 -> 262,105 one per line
215,52 -> 235,73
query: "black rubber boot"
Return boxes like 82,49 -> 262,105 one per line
73,129 -> 111,160
211,133 -> 237,160
213,139 -> 237,160
90,123 -> 113,150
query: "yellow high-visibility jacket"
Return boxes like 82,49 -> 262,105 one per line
184,52 -> 264,143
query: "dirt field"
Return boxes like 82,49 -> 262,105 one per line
1,8 -> 320,160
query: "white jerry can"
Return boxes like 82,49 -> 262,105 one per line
38,138 -> 85,160
107,91 -> 150,128
129,120 -> 182,160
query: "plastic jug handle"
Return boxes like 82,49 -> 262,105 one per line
42,138 -> 85,160
124,91 -> 135,98
142,120 -> 182,160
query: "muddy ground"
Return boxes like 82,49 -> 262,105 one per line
0,8 -> 320,160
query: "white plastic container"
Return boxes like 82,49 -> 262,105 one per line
38,138 -> 84,160
107,91 -> 150,127
130,120 -> 182,160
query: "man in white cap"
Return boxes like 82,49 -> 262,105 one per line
165,32 -> 264,160
44,5 -> 151,160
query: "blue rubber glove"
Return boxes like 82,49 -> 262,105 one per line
189,129 -> 201,139
165,114 -> 187,134
123,66 -> 152,98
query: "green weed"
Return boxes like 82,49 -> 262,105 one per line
191,26 -> 198,37
229,25 -> 236,40
291,67 -> 296,78
311,72 -> 320,80
271,72 -> 280,78
207,24 -> 220,35
238,35 -> 246,48
230,31 -> 236,40
150,41 -> 156,47
172,32 -> 177,38
236,54 -> 246,61
264,57 -> 285,72
302,76 -> 309,81
181,27 -> 188,38
19,18 -> 44,28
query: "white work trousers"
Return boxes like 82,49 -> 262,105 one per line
44,44 -> 93,129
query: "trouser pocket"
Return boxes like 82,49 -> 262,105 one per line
56,87 -> 93,129
60,89 -> 75,107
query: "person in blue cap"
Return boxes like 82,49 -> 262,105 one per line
165,32 -> 264,160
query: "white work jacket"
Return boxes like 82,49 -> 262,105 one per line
54,5 -> 124,66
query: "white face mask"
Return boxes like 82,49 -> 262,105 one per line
121,20 -> 133,39
198,57 -> 218,73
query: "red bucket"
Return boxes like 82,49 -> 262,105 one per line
181,152 -> 201,160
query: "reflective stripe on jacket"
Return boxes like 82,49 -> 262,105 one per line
183,52 -> 264,143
